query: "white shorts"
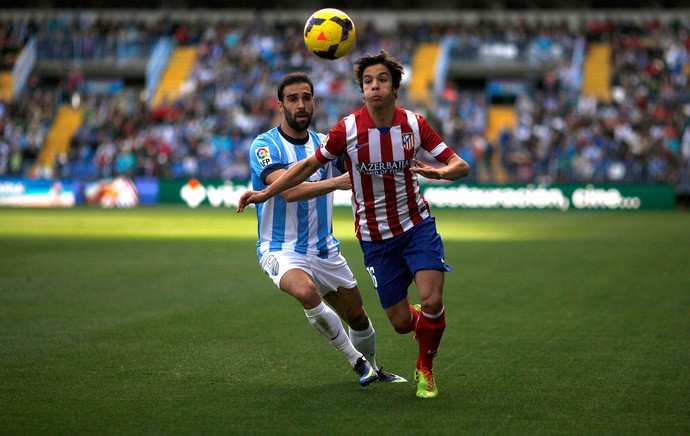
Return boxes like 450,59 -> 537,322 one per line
260,251 -> 358,297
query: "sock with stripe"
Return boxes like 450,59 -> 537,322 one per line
414,306 -> 446,371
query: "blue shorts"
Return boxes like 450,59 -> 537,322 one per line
359,216 -> 453,309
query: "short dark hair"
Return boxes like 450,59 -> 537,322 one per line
353,50 -> 404,98
277,72 -> 314,102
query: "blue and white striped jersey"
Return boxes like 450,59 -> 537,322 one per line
249,127 -> 341,260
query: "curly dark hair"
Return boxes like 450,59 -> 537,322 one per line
353,49 -> 404,99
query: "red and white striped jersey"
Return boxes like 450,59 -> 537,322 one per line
315,105 -> 455,241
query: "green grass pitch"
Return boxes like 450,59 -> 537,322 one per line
1,206 -> 689,434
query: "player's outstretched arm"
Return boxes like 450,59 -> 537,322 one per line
237,155 -> 325,212
410,155 -> 470,181
237,189 -> 264,212
280,173 -> 351,202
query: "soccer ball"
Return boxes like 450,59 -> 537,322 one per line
303,8 -> 356,60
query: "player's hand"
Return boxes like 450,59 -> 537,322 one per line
409,158 -> 444,180
333,173 -> 352,190
237,190 -> 267,213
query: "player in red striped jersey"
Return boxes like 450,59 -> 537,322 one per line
238,50 -> 470,398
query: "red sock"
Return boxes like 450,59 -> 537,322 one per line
415,307 -> 446,371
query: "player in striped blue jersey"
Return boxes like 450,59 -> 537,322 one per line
247,72 -> 405,387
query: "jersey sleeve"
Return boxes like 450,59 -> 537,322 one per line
315,120 -> 347,163
418,113 -> 455,163
249,134 -> 284,186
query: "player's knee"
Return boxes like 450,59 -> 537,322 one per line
343,309 -> 369,330
289,286 -> 321,310
391,314 -> 414,334
420,297 -> 443,315
393,322 -> 413,335
385,302 -> 415,334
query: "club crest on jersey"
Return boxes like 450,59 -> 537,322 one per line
401,133 -> 415,151
256,147 -> 272,167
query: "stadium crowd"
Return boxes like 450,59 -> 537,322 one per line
1,12 -> 689,194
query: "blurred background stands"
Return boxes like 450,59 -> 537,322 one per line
0,7 -> 688,198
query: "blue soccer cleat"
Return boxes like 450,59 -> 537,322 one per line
353,356 -> 378,387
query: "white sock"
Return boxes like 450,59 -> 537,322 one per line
304,302 -> 362,367
349,319 -> 378,371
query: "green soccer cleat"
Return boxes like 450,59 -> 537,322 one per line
376,367 -> 408,383
414,368 -> 438,399
353,356 -> 378,387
